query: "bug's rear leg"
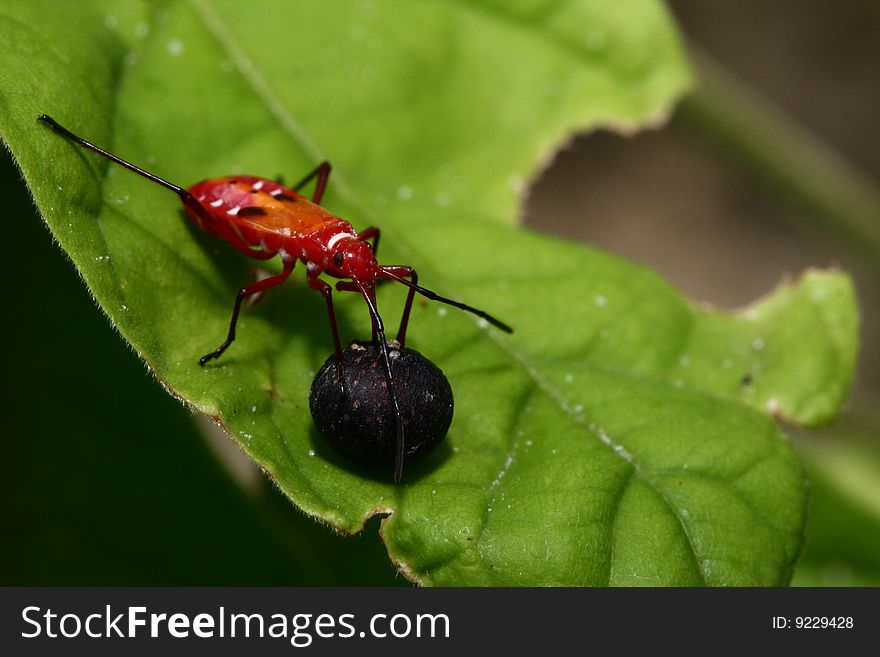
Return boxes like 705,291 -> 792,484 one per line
200,262 -> 294,366
292,161 -> 332,204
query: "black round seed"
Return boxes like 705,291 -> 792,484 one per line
309,343 -> 454,469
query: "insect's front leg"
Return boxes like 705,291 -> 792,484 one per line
336,280 -> 380,344
379,266 -> 418,347
200,261 -> 294,366
308,272 -> 347,392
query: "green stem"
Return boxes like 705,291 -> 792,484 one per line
678,49 -> 880,270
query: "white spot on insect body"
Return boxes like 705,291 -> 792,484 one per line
198,194 -> 207,202
327,232 -> 357,250
167,38 -> 185,57
227,206 -> 241,216
281,227 -> 292,236
270,188 -> 283,197
210,199 -> 223,208
252,180 -> 265,191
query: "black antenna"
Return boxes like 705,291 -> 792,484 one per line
356,281 -> 407,483
380,268 -> 513,333
37,114 -> 188,199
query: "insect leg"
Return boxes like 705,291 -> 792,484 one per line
355,281 -> 406,483
307,273 -> 345,365
378,266 -> 418,347
199,261 -> 295,366
357,226 -> 381,255
292,161 -> 332,204
337,280 -> 381,343
366,284 -> 380,344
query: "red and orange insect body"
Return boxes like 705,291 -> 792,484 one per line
188,176 -> 345,261
38,114 -> 512,482
187,175 -> 380,283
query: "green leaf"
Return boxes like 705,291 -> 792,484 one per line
790,404 -> 880,587
0,147 -> 400,586
1,0 -> 857,585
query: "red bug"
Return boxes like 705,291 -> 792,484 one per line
38,115 -> 512,482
